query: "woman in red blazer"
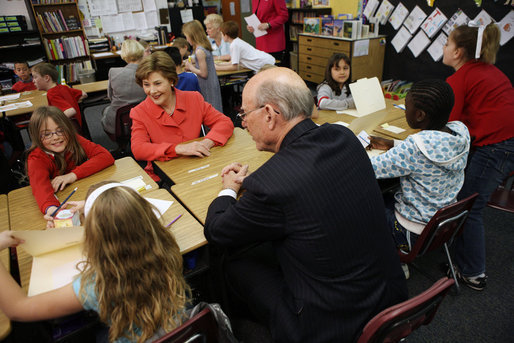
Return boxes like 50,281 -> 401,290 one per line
247,0 -> 289,61
131,51 -> 234,181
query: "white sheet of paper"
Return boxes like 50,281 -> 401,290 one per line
473,9 -> 493,26
101,15 -> 125,33
0,93 -> 20,101
133,12 -> 147,29
143,0 -> 157,11
13,227 -> 84,257
93,52 -> 115,58
89,0 -> 118,16
384,125 -> 406,134
0,100 -> 33,111
349,77 -> 386,117
498,11 -> 514,46
427,32 -> 447,61
144,197 -> 173,219
121,12 -> 135,31
244,14 -> 267,38
333,121 -> 349,127
0,104 -> 16,112
408,30 -> 431,58
404,5 -> 427,34
420,7 -> 447,38
388,2 -> 409,30
145,10 -> 159,28
353,39 -> 370,57
357,130 -> 371,148
363,0 -> 380,19
338,109 -> 360,117
180,9 -> 194,24
121,175 -> 151,192
391,26 -> 412,53
375,0 -> 395,25
443,9 -> 469,35
117,0 -> 143,12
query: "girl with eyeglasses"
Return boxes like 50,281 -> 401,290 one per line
26,106 -> 114,226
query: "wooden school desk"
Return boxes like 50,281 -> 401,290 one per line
8,157 -> 157,292
0,195 -> 11,339
1,90 -> 47,117
72,80 -> 108,93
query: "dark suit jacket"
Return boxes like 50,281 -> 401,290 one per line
205,119 -> 407,342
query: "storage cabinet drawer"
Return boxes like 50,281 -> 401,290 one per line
299,35 -> 351,53
299,70 -> 324,84
299,63 -> 325,76
299,45 -> 334,58
299,54 -> 326,67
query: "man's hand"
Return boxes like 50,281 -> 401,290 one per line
221,163 -> 249,193
367,136 -> 394,151
51,173 -> 77,192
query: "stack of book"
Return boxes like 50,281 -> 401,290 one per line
55,60 -> 93,83
36,10 -> 75,33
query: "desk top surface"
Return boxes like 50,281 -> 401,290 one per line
72,80 -> 108,93
9,157 -> 158,291
0,195 -> 11,339
3,90 -> 47,117
216,68 -> 253,77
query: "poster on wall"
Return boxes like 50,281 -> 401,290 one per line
420,7 -> 448,38
391,25 -> 412,53
388,2 -> 409,30
90,0 -> 118,16
375,0 -> 395,25
363,0 -> 380,19
498,10 -> 514,45
427,32 -> 447,61
408,29 -> 431,57
404,5 -> 427,34
443,9 -> 470,35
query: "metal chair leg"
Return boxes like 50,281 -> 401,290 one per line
444,243 -> 460,294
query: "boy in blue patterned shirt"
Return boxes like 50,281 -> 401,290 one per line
369,79 -> 470,252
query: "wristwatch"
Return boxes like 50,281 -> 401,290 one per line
267,22 -> 271,29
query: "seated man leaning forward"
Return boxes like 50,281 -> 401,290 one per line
204,68 -> 408,342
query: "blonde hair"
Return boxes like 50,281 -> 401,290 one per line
182,20 -> 212,51
135,51 -> 178,86
172,37 -> 189,49
120,39 -> 144,63
26,106 -> 86,175
79,182 -> 190,342
451,23 -> 500,64
204,14 -> 223,28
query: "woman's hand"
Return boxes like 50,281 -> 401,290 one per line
257,23 -> 269,31
0,231 -> 24,250
51,173 -> 77,192
247,25 -> 255,33
367,136 -> 394,151
175,141 -> 212,157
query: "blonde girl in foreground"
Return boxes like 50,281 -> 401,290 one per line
0,182 -> 189,342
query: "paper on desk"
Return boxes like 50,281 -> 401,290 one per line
13,226 -> 84,257
349,77 -> 386,117
357,130 -> 371,148
53,260 -> 82,290
244,14 -> 267,38
121,175 -> 152,192
0,101 -> 33,111
0,93 -> 20,102
337,109 -> 360,117
383,125 -> 406,134
333,121 -> 349,127
144,197 -> 173,219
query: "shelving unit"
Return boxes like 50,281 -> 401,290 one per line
286,7 -> 331,72
0,31 -> 45,64
30,1 -> 92,84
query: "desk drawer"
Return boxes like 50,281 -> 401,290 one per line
299,35 -> 351,53
324,39 -> 350,54
299,63 -> 325,76
299,45 -> 334,58
299,70 -> 324,84
299,54 -> 326,67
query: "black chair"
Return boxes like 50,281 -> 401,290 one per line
153,308 -> 218,343
106,102 -> 139,155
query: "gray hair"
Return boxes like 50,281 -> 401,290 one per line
255,79 -> 313,120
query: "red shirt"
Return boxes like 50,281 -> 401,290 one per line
447,61 -> 514,147
252,0 -> 289,53
12,80 -> 37,93
28,135 -> 114,213
47,84 -> 84,126
130,89 -> 234,181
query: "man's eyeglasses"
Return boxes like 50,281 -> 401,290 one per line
237,105 -> 280,121
40,128 -> 65,140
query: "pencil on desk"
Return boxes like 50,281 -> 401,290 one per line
166,214 -> 182,228
50,187 -> 77,217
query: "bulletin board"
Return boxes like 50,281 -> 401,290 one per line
366,0 -> 514,83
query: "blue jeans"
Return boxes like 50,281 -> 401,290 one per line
383,193 -> 418,251
454,138 -> 514,277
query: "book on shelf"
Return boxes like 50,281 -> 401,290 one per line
333,19 -> 344,38
31,0 -> 77,4
343,20 -> 362,39
321,17 -> 334,36
37,10 -> 74,33
303,17 -> 321,35
42,35 -> 89,60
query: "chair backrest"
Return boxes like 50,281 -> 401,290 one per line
153,308 -> 218,343
400,193 -> 478,264
115,102 -> 139,139
356,277 -> 455,343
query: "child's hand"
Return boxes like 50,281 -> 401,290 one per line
368,136 -> 394,151
184,60 -> 193,72
0,231 -> 24,250
51,172 -> 77,192
66,201 -> 85,214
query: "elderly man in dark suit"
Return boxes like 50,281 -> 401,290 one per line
204,67 -> 407,342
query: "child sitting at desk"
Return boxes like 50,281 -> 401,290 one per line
11,61 -> 37,93
215,21 -> 275,72
31,63 -> 87,127
0,181 -> 190,342
171,37 -> 191,60
317,53 -> 355,110
165,46 -> 201,92
368,80 -> 470,252
26,106 -> 114,225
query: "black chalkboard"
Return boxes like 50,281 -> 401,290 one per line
379,0 -> 513,83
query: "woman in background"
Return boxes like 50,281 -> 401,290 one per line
204,14 -> 231,61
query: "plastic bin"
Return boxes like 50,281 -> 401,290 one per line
78,69 -> 95,84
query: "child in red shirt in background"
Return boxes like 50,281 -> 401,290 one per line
12,61 -> 37,93
31,63 -> 87,127
26,106 -> 114,226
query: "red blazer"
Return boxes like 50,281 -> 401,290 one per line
130,89 -> 234,181
253,0 -> 289,53
12,80 -> 37,93
447,61 -> 514,147
47,84 -> 84,126
28,135 -> 114,213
